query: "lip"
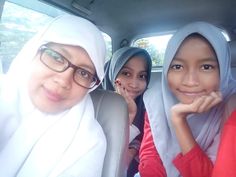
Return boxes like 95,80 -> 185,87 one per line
178,89 -> 206,97
127,90 -> 141,98
43,87 -> 63,102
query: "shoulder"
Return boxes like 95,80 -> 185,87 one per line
79,112 -> 107,148
225,109 -> 236,127
86,117 -> 106,141
222,93 -> 236,123
226,93 -> 236,105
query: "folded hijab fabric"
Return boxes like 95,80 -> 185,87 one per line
0,15 -> 106,177
143,21 -> 236,177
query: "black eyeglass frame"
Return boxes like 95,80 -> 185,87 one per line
39,45 -> 100,89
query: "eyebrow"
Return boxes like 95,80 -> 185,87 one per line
201,58 -> 218,63
172,57 -> 218,63
78,64 -> 96,73
122,66 -> 147,73
57,46 -> 72,59
50,45 -> 96,73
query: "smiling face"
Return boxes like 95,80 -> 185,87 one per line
28,43 -> 96,114
116,55 -> 148,99
167,35 -> 220,104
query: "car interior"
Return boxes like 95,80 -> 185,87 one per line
90,89 -> 129,177
39,0 -> 236,83
0,0 -> 236,176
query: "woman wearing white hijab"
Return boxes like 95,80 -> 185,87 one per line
0,14 -> 106,177
138,22 -> 236,177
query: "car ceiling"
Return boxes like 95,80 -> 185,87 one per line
41,0 -> 236,50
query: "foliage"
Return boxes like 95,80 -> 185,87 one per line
0,2 -> 113,73
133,38 -> 164,67
0,2 -> 52,72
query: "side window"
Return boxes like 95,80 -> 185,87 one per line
132,34 -> 172,70
0,1 -> 63,73
0,0 -> 112,73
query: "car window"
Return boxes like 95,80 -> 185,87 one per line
0,0 -> 112,73
133,31 -> 230,71
132,34 -> 172,70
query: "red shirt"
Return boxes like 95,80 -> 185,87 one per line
138,112 -> 166,177
212,110 -> 236,177
139,112 -> 213,177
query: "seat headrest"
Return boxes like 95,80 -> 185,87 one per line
229,40 -> 236,67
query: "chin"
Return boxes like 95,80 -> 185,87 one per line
38,106 -> 60,114
180,98 -> 195,104
130,95 -> 139,100
177,96 -> 195,104
32,100 -> 63,114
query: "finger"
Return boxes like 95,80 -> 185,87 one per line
202,92 -> 222,110
114,80 -> 123,94
211,91 -> 223,101
123,87 -> 132,100
190,96 -> 207,113
122,87 -> 134,104
197,95 -> 215,112
206,91 -> 222,108
115,82 -> 130,102
197,92 -> 222,112
171,98 -> 203,116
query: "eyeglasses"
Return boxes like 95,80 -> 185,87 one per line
39,45 -> 99,89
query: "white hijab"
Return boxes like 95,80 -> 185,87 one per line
0,15 -> 107,177
144,22 -> 236,177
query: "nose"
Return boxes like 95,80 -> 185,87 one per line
53,68 -> 74,89
182,70 -> 199,87
128,77 -> 139,88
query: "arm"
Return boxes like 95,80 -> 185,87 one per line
212,110 -> 236,177
173,144 -> 213,177
115,79 -> 137,124
139,112 -> 167,177
171,92 -> 222,176
128,134 -> 141,166
171,91 -> 222,154
127,148 -> 138,166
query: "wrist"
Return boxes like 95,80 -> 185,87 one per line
171,114 -> 188,129
129,113 -> 135,124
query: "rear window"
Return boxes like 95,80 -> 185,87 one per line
133,31 -> 230,70
133,34 -> 172,70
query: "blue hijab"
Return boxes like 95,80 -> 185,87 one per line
144,21 -> 236,177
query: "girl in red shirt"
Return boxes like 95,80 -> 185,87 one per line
138,22 -> 236,177
212,108 -> 236,177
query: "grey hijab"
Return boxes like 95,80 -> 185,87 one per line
103,46 -> 152,132
103,47 -> 152,91
143,21 -> 236,177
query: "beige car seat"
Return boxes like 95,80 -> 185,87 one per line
90,89 -> 129,177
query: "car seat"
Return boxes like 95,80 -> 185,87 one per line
90,89 -> 129,177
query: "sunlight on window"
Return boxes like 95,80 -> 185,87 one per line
102,33 -> 112,62
0,1 -> 112,73
133,34 -> 172,68
222,31 -> 230,41
0,1 -> 53,73
133,30 -> 230,69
